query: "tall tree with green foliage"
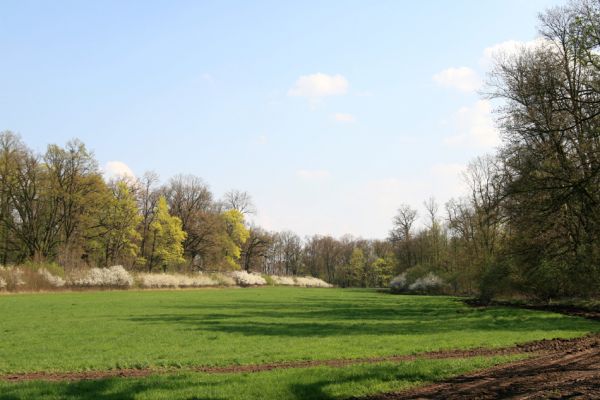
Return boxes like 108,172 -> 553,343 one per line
147,196 -> 186,271
87,181 -> 142,266
339,247 -> 366,287
218,209 -> 249,270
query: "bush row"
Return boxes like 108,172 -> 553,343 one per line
0,265 -> 333,291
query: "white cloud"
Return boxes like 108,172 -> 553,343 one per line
296,169 -> 331,181
481,38 -> 549,66
445,100 -> 500,148
333,113 -> 356,123
432,67 -> 481,92
103,161 -> 135,180
288,73 -> 349,98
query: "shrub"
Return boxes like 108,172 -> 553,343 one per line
294,276 -> 333,288
137,273 -> 179,288
390,271 -> 444,294
262,274 -> 275,286
408,272 -> 443,293
0,266 -> 25,290
478,258 -> 526,303
389,273 -> 408,293
271,275 -> 296,286
231,270 -> 267,286
38,268 -> 66,287
0,277 -> 6,290
22,261 -> 65,278
137,273 -> 216,288
71,265 -> 134,287
211,273 -> 236,286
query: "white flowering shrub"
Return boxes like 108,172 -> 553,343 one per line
137,273 -> 179,288
389,273 -> 408,293
294,276 -> 333,288
408,272 -> 444,292
38,268 -> 66,287
137,273 -> 217,288
185,274 -> 218,287
0,266 -> 25,290
231,270 -> 267,286
271,275 -> 296,286
0,277 -> 6,290
390,272 -> 444,294
72,265 -> 134,287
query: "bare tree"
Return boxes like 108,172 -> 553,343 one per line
240,226 -> 272,272
390,204 -> 418,242
136,171 -> 161,264
164,174 -> 214,264
222,190 -> 256,215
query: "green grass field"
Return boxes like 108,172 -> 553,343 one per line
0,357 -> 523,400
1,287 -> 598,399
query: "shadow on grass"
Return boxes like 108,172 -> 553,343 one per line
0,363 -> 439,400
0,374 -> 228,400
125,295 -> 594,338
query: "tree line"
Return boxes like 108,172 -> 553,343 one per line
386,0 -> 600,301
2,1 -> 599,300
0,131 -> 397,286
0,134 -> 250,273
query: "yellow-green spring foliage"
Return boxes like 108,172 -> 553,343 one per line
149,196 -> 187,269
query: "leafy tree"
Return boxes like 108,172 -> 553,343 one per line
368,257 -> 394,287
217,209 -> 249,270
341,248 -> 366,287
44,139 -> 100,250
87,181 -> 141,266
148,196 -> 186,271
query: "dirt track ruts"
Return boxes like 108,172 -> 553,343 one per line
354,333 -> 600,399
0,336 -> 569,383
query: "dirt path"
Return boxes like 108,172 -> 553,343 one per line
0,338 -> 560,383
356,334 -> 600,400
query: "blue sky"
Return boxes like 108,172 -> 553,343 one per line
1,0 -> 563,238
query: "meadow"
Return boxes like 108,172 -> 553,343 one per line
1,287 -> 598,399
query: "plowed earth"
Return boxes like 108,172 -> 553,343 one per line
354,302 -> 600,400
356,334 -> 600,399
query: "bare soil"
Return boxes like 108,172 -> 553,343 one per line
355,334 -> 600,400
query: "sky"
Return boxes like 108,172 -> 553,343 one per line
1,0 -> 565,239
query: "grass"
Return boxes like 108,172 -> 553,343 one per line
0,287 -> 598,399
0,356 -> 524,400
0,287 -> 598,374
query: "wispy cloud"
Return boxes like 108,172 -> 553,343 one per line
444,100 -> 500,148
432,67 -> 481,92
288,73 -> 349,98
